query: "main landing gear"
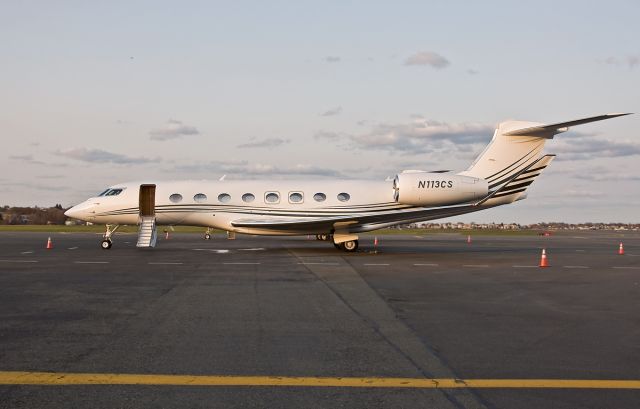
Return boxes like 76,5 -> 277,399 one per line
316,233 -> 359,252
101,224 -> 120,250
204,227 -> 212,240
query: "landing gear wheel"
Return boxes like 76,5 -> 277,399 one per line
204,233 -> 211,240
101,239 -> 112,250
340,240 -> 358,252
319,234 -> 329,241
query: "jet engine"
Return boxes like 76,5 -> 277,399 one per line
392,172 -> 488,206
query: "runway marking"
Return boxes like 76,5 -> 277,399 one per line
563,266 -> 589,269
67,247 -> 78,250
1,371 -> 639,390
74,261 -> 109,264
613,266 -> 640,270
20,251 -> 34,254
223,262 -> 260,265
626,253 -> 640,257
148,262 -> 183,265
298,262 -> 340,266
575,250 -> 586,252
0,260 -> 38,263
193,249 -> 230,254
238,248 -> 265,251
414,263 -> 439,267
512,265 -> 537,268
363,263 -> 390,266
463,264 -> 489,268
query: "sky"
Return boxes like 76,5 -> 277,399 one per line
1,0 -> 638,223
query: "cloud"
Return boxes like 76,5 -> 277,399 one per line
55,148 -> 157,164
325,56 -> 341,63
149,119 -> 200,141
314,131 -> 342,140
338,118 -> 493,154
404,51 -> 450,69
599,55 -> 640,69
237,137 -> 290,149
320,106 -> 342,117
9,154 -> 46,165
170,160 -> 351,178
553,138 -> 640,161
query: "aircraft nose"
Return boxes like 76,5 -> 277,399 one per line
64,205 -> 82,218
64,201 -> 95,220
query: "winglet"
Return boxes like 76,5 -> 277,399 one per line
503,113 -> 632,137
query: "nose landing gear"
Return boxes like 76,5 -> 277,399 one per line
100,224 -> 120,250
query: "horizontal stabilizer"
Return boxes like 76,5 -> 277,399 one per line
503,113 -> 632,137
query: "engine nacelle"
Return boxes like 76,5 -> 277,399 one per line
393,172 -> 488,206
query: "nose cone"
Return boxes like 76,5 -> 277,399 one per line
64,201 -> 95,221
64,205 -> 82,219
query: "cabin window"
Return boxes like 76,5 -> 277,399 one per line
337,192 -> 350,202
289,192 -> 303,203
265,192 -> 280,204
105,189 -> 123,196
193,193 -> 207,203
169,193 -> 183,203
218,193 -> 231,203
313,193 -> 326,202
242,193 -> 255,203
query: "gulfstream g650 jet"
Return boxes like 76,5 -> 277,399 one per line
65,113 -> 630,251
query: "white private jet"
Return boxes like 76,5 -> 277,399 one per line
65,113 -> 631,251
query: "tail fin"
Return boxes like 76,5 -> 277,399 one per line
460,113 -> 630,205
460,113 -> 630,181
476,154 -> 555,206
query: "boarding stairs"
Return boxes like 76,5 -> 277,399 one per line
136,216 -> 157,248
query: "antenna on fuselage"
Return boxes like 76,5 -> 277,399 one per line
219,174 -> 226,181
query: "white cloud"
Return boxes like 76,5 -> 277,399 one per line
237,137 -> 290,149
149,119 -> 200,141
320,106 -> 342,117
553,137 -> 640,161
171,160 -> 352,178
599,55 -> 640,69
404,51 -> 450,69
55,148 -> 157,164
321,118 -> 493,155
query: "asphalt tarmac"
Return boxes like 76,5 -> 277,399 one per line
0,230 -> 639,408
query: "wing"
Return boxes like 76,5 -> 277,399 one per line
230,203 -> 482,232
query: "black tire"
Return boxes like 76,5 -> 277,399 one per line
204,233 -> 211,240
341,240 -> 358,252
319,234 -> 329,241
101,239 -> 112,250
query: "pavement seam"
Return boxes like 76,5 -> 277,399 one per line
290,251 -> 491,409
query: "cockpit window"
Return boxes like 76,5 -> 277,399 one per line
104,189 -> 123,196
97,189 -> 110,197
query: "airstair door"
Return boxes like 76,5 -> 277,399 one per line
137,184 -> 157,248
139,184 -> 156,217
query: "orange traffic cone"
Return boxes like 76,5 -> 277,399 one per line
539,248 -> 549,268
374,236 -> 379,247
618,242 -> 625,255
46,237 -> 53,249
467,235 -> 472,244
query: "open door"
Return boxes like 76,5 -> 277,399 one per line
139,184 -> 156,217
137,184 -> 157,248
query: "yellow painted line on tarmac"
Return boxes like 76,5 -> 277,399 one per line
0,372 -> 639,389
